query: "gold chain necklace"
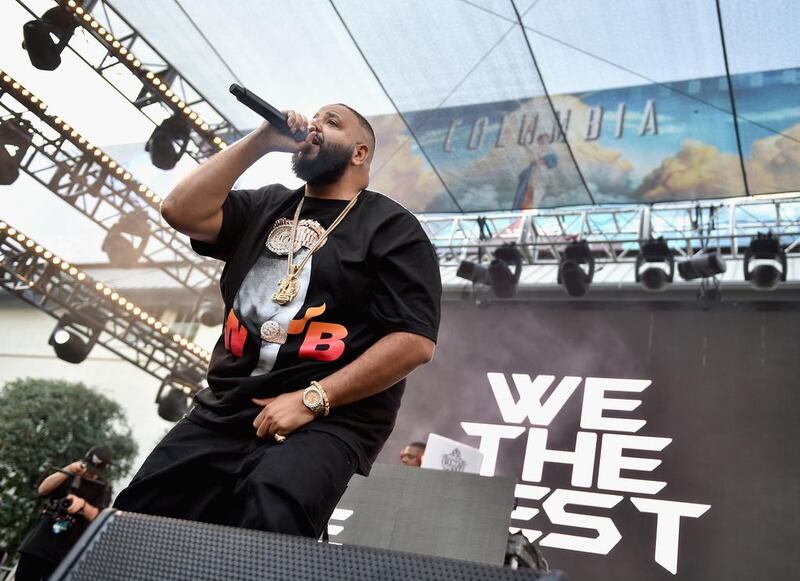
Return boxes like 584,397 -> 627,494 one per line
272,190 -> 362,305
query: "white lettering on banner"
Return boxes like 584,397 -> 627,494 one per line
580,377 -> 650,433
440,101 -> 658,152
541,489 -> 623,555
326,508 -> 354,545
461,373 -> 711,576
522,428 -> 597,488
639,99 -> 659,135
487,372 -> 582,425
630,498 -> 710,575
598,433 -> 671,494
511,484 -> 551,542
585,106 -> 604,141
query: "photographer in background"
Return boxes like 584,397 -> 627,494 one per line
14,446 -> 113,580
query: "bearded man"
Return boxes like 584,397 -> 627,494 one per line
113,104 -> 441,539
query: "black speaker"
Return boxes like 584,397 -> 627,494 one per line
51,510 -> 558,580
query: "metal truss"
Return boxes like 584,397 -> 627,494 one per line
17,0 -> 243,163
0,73 -> 221,296
418,194 -> 800,269
0,221 -> 209,391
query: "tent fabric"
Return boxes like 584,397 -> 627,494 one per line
111,0 -> 800,213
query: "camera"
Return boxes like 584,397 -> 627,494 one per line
45,492 -> 75,518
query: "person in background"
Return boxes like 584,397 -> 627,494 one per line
14,446 -> 113,581
400,441 -> 426,467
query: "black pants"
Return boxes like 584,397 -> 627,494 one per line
14,553 -> 58,581
113,416 -> 358,539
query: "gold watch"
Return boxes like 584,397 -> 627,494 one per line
302,381 -> 330,417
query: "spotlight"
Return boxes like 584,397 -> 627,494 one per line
456,260 -> 489,286
635,238 -> 674,292
146,115 -> 190,169
558,240 -> 595,297
457,244 -> 524,299
101,211 -> 150,267
156,387 -> 190,422
0,120 -> 33,186
487,243 -> 523,298
677,252 -> 726,280
22,7 -> 78,71
48,314 -> 97,363
744,232 -> 786,291
156,367 -> 202,421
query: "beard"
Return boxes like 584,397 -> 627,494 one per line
291,141 -> 354,186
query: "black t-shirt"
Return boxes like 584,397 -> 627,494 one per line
19,477 -> 112,561
189,185 -> 441,474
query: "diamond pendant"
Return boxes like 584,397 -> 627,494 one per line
272,274 -> 299,305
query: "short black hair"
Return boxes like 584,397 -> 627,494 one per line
337,103 -> 375,150
409,441 -> 427,450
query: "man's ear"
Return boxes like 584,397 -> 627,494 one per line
352,143 -> 370,166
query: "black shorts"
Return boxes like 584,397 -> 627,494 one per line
113,416 -> 358,539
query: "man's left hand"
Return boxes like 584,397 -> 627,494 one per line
252,390 -> 315,439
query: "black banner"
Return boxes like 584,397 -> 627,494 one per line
379,301 -> 800,580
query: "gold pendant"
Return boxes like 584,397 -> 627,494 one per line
272,275 -> 299,305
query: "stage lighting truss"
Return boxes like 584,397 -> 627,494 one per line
0,220 -> 210,387
418,196 -> 800,291
0,70 -> 220,294
36,0 -> 242,164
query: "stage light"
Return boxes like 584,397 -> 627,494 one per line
48,315 -> 94,363
635,238 -> 674,292
677,252 -> 726,281
198,287 -> 224,326
487,243 -> 523,299
146,115 -> 190,170
458,244 -> 524,299
156,386 -> 190,422
558,240 -> 595,297
101,212 -> 151,267
22,6 -> 78,71
744,232 -> 786,291
456,260 -> 489,286
156,367 -> 203,421
0,120 -> 33,186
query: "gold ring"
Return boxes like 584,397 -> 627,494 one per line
274,433 -> 287,444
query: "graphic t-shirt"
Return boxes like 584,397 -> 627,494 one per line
190,184 -> 441,474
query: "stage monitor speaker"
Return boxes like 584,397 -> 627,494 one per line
50,510 -> 563,580
332,463 -> 517,564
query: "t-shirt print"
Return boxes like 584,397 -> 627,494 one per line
230,219 -> 320,376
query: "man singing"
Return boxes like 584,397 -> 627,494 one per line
114,104 -> 442,539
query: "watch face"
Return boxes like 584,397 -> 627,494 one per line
305,391 -> 322,407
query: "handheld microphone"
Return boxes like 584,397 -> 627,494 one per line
229,83 -> 308,142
